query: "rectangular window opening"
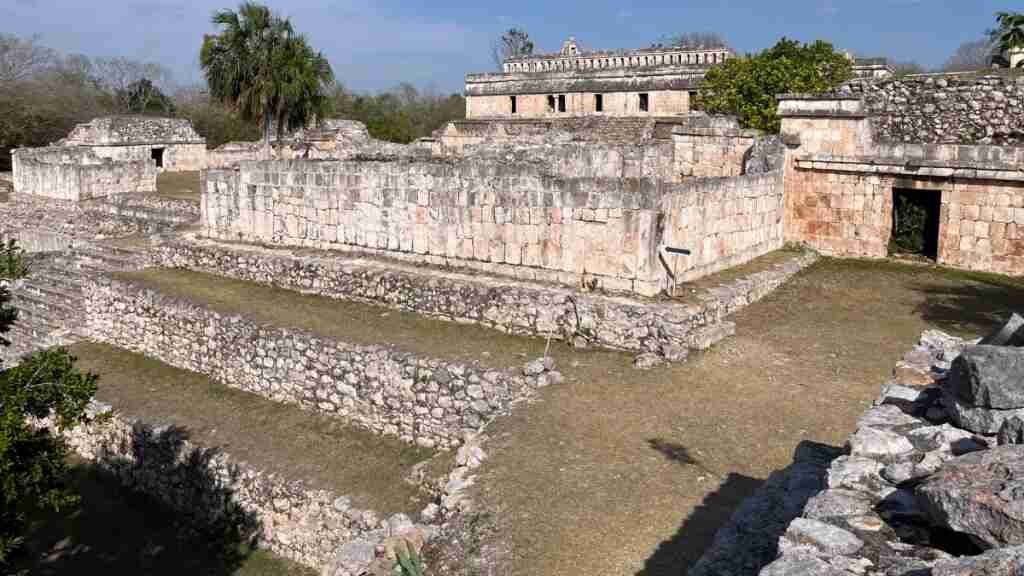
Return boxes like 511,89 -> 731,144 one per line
510,95 -> 517,115
890,188 -> 942,261
595,94 -> 604,113
547,95 -> 556,112
639,93 -> 649,112
558,94 -> 566,113
151,147 -> 165,168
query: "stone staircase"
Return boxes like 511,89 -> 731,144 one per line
2,242 -> 146,363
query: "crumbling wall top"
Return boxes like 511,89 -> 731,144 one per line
61,116 -> 206,146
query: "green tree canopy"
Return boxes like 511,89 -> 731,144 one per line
698,38 -> 853,133
200,2 -> 334,144
990,11 -> 1024,68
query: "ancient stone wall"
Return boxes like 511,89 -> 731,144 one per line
83,276 -> 557,449
466,90 -> 689,119
202,159 -> 666,295
662,171 -> 785,282
12,146 -> 157,200
672,118 -> 761,178
91,143 -> 208,172
62,116 -> 206,146
845,74 -> 1024,145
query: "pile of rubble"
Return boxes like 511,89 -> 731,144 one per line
760,317 -> 1024,575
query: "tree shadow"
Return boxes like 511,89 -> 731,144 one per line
637,440 -> 843,576
17,423 -> 264,576
912,276 -> 1024,337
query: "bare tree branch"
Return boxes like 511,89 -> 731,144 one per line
0,33 -> 56,84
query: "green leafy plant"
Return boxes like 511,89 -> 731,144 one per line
699,38 -> 853,133
889,194 -> 929,255
990,11 -> 1024,67
0,239 -> 28,280
395,544 -> 425,576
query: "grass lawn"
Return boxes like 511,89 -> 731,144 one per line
16,459 -> 315,576
156,171 -> 202,203
69,342 -> 439,516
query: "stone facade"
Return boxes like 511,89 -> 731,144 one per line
672,116 -> 762,178
845,74 -> 1024,146
465,37 -> 732,120
83,276 -> 560,450
780,94 -> 1024,277
12,146 -> 157,200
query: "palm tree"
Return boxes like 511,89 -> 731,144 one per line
199,2 -> 334,144
990,11 -> 1024,68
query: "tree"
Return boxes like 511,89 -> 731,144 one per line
0,275 -> 98,569
943,39 -> 996,72
200,2 -> 335,144
659,32 -> 729,49
0,34 -> 55,85
123,78 -> 175,115
990,11 -> 1024,68
491,28 -> 534,69
93,57 -> 173,113
698,38 -> 853,133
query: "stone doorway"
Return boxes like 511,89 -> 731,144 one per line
890,188 -> 941,260
151,147 -> 165,169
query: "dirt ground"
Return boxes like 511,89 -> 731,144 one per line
469,257 -> 1024,576
68,342 -> 438,517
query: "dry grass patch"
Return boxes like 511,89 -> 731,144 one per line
468,257 -> 1024,576
156,171 -> 201,202
113,268 -> 555,370
69,341 -> 440,516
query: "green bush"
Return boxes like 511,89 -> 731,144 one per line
889,194 -> 929,254
0,239 -> 28,280
698,38 -> 853,133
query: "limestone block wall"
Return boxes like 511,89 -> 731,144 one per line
12,146 -> 157,200
83,277 -> 555,449
92,143 -> 208,172
673,124 -> 760,178
661,171 -> 785,282
202,159 -> 666,295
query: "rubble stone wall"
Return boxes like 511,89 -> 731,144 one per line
41,404 -> 390,572
83,276 -> 555,450
662,171 -> 785,282
202,159 -> 666,295
12,146 -> 157,200
847,74 -> 1024,146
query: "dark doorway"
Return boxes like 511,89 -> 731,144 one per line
890,188 -> 941,260
547,95 -> 556,112
558,94 -> 566,113
595,93 -> 604,113
639,93 -> 650,112
510,95 -> 517,114
151,147 -> 165,169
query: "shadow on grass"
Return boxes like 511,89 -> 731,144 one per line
16,424 -> 271,576
638,441 -> 842,576
912,274 -> 1024,337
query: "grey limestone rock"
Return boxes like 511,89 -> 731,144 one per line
759,551 -> 851,576
634,352 -> 664,370
947,345 -> 1024,409
979,313 -> 1024,346
917,445 -> 1024,548
779,518 -> 864,557
943,385 -> 1024,435
931,545 -> 1024,576
848,427 -> 914,461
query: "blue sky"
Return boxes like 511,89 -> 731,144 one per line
1,0 -> 1016,94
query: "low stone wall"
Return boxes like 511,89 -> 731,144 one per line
12,146 -> 157,200
150,238 -> 816,357
39,401 -> 444,575
90,143 -> 208,172
202,159 -> 667,295
672,121 -> 760,178
82,193 -> 200,226
662,171 -> 785,282
83,276 -> 559,450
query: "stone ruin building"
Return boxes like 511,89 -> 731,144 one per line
12,116 -> 206,200
465,37 -> 734,119
4,56 -> 1024,575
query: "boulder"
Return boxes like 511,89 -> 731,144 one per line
979,313 -> 1024,346
758,551 -> 850,576
932,545 -> 1024,576
848,427 -> 914,461
916,445 -> 1024,549
943,386 -> 1024,435
946,345 -> 1024,409
1000,416 -> 1024,446
634,352 -> 663,370
778,518 -> 864,557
